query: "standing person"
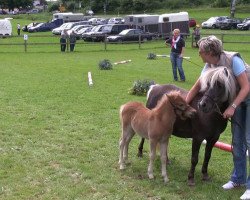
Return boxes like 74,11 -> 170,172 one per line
185,35 -> 250,200
165,29 -> 186,82
17,23 -> 21,36
69,30 -> 76,52
60,29 -> 68,52
193,24 -> 200,48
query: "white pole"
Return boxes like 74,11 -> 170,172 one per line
88,72 -> 93,86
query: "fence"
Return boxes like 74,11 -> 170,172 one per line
0,32 -> 249,53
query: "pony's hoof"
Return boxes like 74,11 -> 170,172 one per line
188,179 -> 195,186
137,152 -> 143,158
202,174 -> 211,182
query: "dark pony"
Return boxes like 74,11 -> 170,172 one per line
138,66 -> 237,186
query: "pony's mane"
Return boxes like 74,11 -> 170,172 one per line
200,66 -> 237,104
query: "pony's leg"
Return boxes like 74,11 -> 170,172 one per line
201,137 -> 219,181
160,140 -> 169,183
137,138 -> 145,158
188,139 -> 202,186
148,140 -> 157,180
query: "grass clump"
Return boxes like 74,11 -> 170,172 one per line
129,79 -> 155,96
98,59 -> 113,70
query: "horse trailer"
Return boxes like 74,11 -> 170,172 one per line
158,12 -> 190,37
124,12 -> 190,37
0,18 -> 12,36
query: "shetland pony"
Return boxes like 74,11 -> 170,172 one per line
119,91 -> 196,183
138,66 -> 237,185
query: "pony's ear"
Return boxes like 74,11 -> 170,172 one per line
224,67 -> 229,77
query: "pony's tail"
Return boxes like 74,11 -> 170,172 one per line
147,84 -> 159,100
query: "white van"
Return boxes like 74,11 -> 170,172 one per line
0,18 -> 12,36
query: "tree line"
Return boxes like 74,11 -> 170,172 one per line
1,0 -> 250,14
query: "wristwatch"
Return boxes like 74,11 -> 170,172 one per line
231,103 -> 237,109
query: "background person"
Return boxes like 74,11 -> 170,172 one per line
165,28 -> 186,82
17,23 -> 21,36
193,24 -> 200,48
69,30 -> 77,52
60,29 -> 68,52
185,35 -> 250,200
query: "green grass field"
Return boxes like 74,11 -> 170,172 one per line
0,8 -> 250,199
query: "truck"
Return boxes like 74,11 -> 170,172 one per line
0,18 -> 12,36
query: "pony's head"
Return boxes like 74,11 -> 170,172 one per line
198,66 -> 237,113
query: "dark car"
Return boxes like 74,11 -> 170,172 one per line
219,18 -> 242,30
82,25 -> 106,41
28,19 -> 63,33
106,29 -> 155,42
237,18 -> 250,30
90,24 -> 130,42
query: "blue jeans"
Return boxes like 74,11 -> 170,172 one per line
170,52 -> 186,81
230,94 -> 250,188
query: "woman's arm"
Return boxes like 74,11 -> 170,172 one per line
186,78 -> 201,104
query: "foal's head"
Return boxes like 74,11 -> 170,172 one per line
166,91 -> 196,120
199,66 -> 237,113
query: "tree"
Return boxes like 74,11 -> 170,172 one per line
230,0 -> 237,17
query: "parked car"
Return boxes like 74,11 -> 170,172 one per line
28,19 -> 63,33
88,18 -> 106,25
201,16 -> 229,29
108,17 -> 124,24
22,22 -> 41,32
68,25 -> 92,39
106,29 -> 155,42
189,18 -> 197,27
89,24 -> 130,42
237,17 -> 250,30
52,21 -> 90,35
27,9 -> 40,14
76,27 -> 93,39
219,18 -> 242,30
82,25 -> 106,41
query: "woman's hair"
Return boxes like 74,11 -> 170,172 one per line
198,35 -> 223,56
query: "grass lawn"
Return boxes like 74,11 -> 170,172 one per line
0,9 -> 250,199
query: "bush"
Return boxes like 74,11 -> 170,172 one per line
147,53 -> 156,60
128,79 -> 155,96
99,59 -> 113,70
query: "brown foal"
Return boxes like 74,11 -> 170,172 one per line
119,90 -> 196,183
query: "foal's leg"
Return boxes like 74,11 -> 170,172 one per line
119,127 -> 135,170
148,139 -> 157,180
160,139 -> 169,183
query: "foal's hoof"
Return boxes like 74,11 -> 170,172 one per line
148,174 -> 154,180
119,165 -> 126,170
187,179 -> 195,186
163,177 -> 169,184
